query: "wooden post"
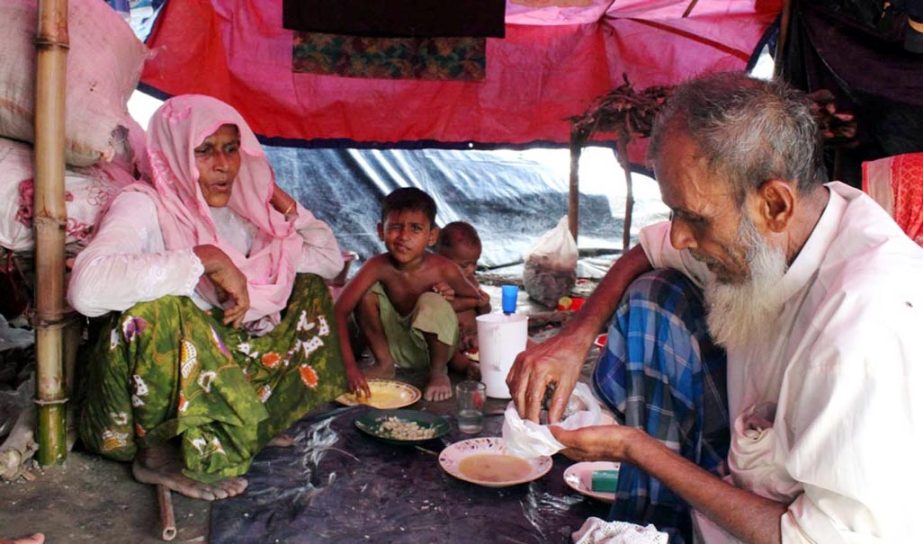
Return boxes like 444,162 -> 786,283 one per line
774,0 -> 793,79
615,136 -> 634,252
568,143 -> 582,242
34,0 -> 69,466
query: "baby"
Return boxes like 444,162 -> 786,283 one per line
434,221 -> 492,376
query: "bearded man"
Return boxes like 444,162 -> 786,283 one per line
507,72 -> 923,543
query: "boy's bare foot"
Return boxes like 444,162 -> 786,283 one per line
132,443 -> 248,501
0,533 -> 44,544
266,433 -> 295,447
424,372 -> 452,401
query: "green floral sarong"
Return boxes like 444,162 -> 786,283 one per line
78,274 -> 347,483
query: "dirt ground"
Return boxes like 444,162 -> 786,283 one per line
1,447 -> 210,543
0,282 -> 601,544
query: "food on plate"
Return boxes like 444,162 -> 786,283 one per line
458,453 -> 533,483
377,416 -> 438,441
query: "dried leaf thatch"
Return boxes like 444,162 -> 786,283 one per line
569,74 -> 672,149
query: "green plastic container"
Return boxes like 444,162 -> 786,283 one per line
590,469 -> 619,492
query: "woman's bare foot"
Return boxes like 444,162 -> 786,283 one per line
0,533 -> 44,544
266,433 -> 295,448
424,371 -> 452,401
132,443 -> 248,501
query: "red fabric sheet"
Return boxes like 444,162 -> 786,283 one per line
141,0 -> 781,165
889,153 -> 923,245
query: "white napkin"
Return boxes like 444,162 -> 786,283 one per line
572,517 -> 669,544
502,383 -> 603,458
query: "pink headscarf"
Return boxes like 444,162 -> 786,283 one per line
129,94 -> 302,325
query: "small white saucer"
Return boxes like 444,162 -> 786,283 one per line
563,461 -> 620,503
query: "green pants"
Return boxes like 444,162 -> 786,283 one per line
370,282 -> 459,370
79,274 -> 347,483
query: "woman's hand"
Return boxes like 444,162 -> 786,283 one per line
506,332 -> 591,423
550,424 -> 638,462
193,245 -> 250,328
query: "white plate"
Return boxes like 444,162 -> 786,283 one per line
438,437 -> 552,488
563,461 -> 620,503
335,379 -> 421,409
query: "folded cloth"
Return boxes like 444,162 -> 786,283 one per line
573,517 -> 669,544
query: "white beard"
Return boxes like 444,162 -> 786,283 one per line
704,216 -> 787,351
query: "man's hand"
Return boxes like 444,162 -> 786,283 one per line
431,281 -> 456,301
506,332 -> 591,423
550,424 -> 637,462
193,245 -> 250,328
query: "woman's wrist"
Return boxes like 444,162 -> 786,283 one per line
271,185 -> 297,218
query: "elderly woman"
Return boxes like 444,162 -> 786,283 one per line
69,95 -> 367,500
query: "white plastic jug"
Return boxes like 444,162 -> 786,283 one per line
476,313 -> 528,398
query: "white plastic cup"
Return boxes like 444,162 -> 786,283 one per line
476,313 -> 528,398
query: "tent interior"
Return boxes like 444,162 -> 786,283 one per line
1,0 -> 922,541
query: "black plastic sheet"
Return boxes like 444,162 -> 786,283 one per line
209,404 -> 609,543
266,146 -> 668,274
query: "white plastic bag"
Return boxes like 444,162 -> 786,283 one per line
502,383 -> 602,458
522,215 -> 578,307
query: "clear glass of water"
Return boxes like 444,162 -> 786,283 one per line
456,380 -> 486,434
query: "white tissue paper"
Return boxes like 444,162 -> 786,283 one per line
502,382 -> 604,458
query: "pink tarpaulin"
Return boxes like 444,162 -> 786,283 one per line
141,0 -> 781,165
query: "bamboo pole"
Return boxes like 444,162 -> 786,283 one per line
33,0 -> 69,466
157,485 -> 178,541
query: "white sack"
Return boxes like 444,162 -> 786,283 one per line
0,0 -> 148,167
0,138 -> 135,252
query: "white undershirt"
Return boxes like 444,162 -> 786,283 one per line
208,206 -> 255,257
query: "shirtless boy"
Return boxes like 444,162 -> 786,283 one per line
433,221 -> 491,375
334,188 -> 481,401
